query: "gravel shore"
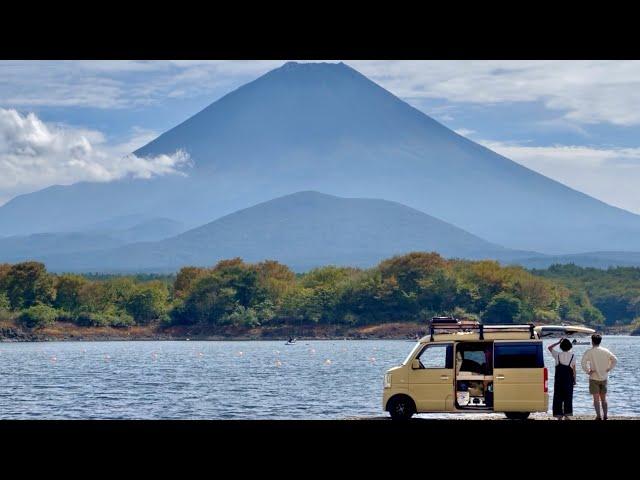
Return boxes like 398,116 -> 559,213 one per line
352,413 -> 640,420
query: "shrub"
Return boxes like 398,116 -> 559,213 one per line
220,305 -> 260,327
75,311 -> 134,328
0,292 -> 9,311
583,306 -> 605,326
631,318 -> 640,336
534,309 -> 560,323
19,304 -> 59,328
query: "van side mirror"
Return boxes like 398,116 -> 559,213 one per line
412,359 -> 422,370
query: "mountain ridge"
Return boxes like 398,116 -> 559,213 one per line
21,191 -> 538,272
1,61 -> 639,255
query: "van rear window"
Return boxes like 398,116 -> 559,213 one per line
494,342 -> 543,368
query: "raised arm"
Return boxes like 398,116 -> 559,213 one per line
547,339 -> 562,352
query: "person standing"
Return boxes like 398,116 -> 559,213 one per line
581,334 -> 618,420
548,338 -> 576,420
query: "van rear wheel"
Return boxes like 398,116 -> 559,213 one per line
388,396 -> 415,421
505,412 -> 530,420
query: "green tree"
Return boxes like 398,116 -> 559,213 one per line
174,266 -> 208,299
172,274 -> 237,325
211,258 -> 266,307
54,274 -> 88,312
3,262 -> 55,310
125,281 -> 169,324
482,292 -> 522,324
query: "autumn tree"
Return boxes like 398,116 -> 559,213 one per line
3,262 -> 55,310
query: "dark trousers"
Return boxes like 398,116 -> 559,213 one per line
552,384 -> 573,416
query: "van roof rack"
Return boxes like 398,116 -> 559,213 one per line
429,317 -> 535,341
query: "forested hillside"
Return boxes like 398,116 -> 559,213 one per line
4,253 -> 631,337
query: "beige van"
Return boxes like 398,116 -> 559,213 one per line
382,317 -> 594,420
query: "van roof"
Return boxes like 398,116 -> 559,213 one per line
420,330 -> 540,343
421,320 -> 595,343
421,323 -> 539,343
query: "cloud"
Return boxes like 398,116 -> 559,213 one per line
478,139 -> 640,214
5,60 -> 640,127
0,61 -> 282,109
454,128 -> 476,137
350,60 -> 640,126
0,108 -> 191,204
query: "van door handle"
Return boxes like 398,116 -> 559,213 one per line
440,375 -> 450,380
496,375 -> 505,380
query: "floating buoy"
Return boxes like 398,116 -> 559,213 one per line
275,360 -> 282,367
324,359 -> 332,365
50,355 -> 57,362
309,348 -> 316,354
237,351 -> 244,357
369,357 -> 376,363
198,352 -> 204,357
104,354 -> 111,361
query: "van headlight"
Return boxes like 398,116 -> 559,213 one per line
384,373 -> 392,388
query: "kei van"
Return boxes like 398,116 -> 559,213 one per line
382,317 -> 594,420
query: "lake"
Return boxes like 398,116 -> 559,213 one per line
0,337 -> 637,419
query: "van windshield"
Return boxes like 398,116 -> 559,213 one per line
402,343 -> 423,365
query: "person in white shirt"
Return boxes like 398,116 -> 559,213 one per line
548,338 -> 576,420
581,334 -> 618,420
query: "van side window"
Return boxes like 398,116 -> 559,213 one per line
494,342 -> 543,368
417,344 -> 453,369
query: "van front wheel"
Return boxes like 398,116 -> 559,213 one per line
505,412 -> 530,420
388,396 -> 415,421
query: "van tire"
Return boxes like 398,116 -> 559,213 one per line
505,412 -> 530,420
388,396 -> 415,421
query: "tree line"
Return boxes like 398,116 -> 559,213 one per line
2,253 -> 635,331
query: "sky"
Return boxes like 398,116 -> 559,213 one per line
1,60 -> 640,214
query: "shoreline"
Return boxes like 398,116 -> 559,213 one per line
354,414 -> 640,421
1,319 -> 633,343
0,321 -> 429,342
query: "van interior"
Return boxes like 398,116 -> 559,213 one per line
455,342 -> 493,410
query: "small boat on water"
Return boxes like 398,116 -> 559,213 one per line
285,338 -> 297,345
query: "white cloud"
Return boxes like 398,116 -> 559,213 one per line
454,128 -> 476,137
5,60 -> 640,127
0,108 -> 191,204
0,61 -> 282,109
350,60 -> 640,126
478,139 -> 640,214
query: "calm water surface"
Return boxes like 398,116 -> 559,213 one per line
0,337 -> 637,419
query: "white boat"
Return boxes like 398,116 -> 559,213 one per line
535,325 -> 595,338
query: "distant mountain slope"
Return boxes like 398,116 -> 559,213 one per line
0,232 -> 126,263
95,218 -> 185,243
0,218 -> 185,264
518,251 -> 640,269
33,192 -> 536,272
1,62 -> 640,254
